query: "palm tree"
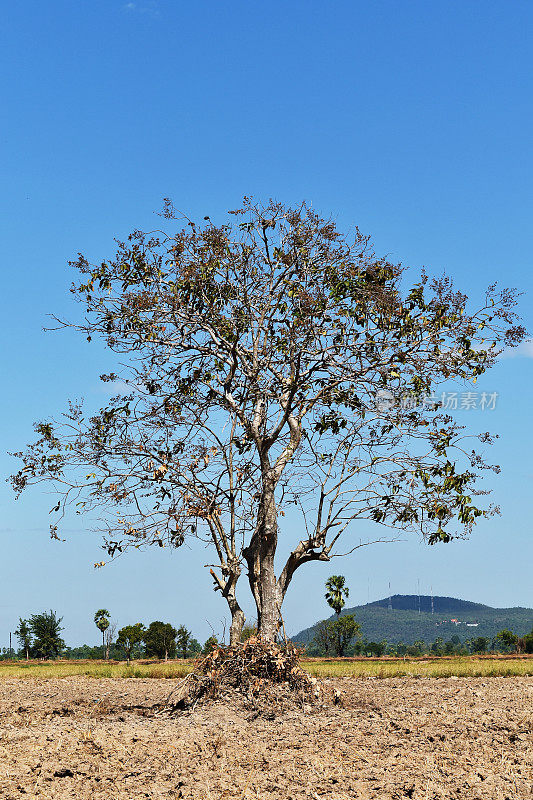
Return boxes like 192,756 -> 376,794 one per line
94,609 -> 110,656
325,575 -> 349,618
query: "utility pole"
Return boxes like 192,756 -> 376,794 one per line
388,582 -> 392,611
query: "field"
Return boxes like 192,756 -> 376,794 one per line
0,664 -> 531,798
0,654 -> 532,679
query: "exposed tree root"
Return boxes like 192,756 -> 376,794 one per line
159,639 -> 336,715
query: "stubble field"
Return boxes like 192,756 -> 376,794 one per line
0,674 -> 531,799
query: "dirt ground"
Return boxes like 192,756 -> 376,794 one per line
0,676 -> 530,799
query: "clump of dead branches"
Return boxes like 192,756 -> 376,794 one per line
162,638 -> 326,714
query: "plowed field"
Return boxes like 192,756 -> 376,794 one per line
0,676 -> 531,799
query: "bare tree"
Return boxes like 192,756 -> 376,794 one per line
104,621 -> 117,661
10,199 -> 525,641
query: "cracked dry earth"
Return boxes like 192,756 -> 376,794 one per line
0,676 -> 531,799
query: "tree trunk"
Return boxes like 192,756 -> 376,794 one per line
256,556 -> 282,640
246,475 -> 282,642
210,562 -> 245,645
229,607 -> 245,646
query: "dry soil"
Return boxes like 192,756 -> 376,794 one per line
0,675 -> 531,799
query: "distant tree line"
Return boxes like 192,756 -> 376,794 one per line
4,610 -> 220,662
3,599 -> 532,661
307,627 -> 533,657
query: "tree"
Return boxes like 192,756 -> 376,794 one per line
412,639 -> 426,655
311,619 -> 333,656
104,620 -> 117,660
469,636 -> 490,654
14,619 -> 32,660
94,609 -> 110,654
176,625 -> 192,659
11,199 -> 525,642
495,629 -> 519,653
189,637 -> 202,656
312,575 -> 359,656
117,623 -> 145,664
431,636 -> 445,656
203,635 -> 219,654
28,611 -> 64,659
518,629 -> 533,654
364,639 -> 385,657
325,575 -> 349,618
144,621 -> 177,660
329,614 -> 361,656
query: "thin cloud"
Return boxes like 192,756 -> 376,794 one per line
94,379 -> 142,396
499,339 -> 533,360
122,1 -> 160,16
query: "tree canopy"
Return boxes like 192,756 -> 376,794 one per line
28,611 -> 64,659
14,619 -> 32,660
117,623 -> 145,663
11,199 -> 525,640
144,621 -> 177,660
94,609 -> 110,648
325,575 -> 349,617
176,625 -> 193,659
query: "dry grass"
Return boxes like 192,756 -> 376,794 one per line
0,655 -> 531,679
304,656 -> 533,678
0,660 -> 192,679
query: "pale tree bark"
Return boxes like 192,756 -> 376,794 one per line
244,476 -> 282,640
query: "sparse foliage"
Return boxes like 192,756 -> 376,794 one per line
328,614 -> 361,656
104,620 -> 117,660
311,619 -> 333,656
11,199 -> 525,641
14,619 -> 32,660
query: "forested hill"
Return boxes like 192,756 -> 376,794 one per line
292,595 -> 533,646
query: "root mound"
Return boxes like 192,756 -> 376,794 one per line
163,638 -> 326,714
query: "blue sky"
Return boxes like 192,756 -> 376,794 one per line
1,1 -> 532,647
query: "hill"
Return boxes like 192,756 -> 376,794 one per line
292,595 -> 533,646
